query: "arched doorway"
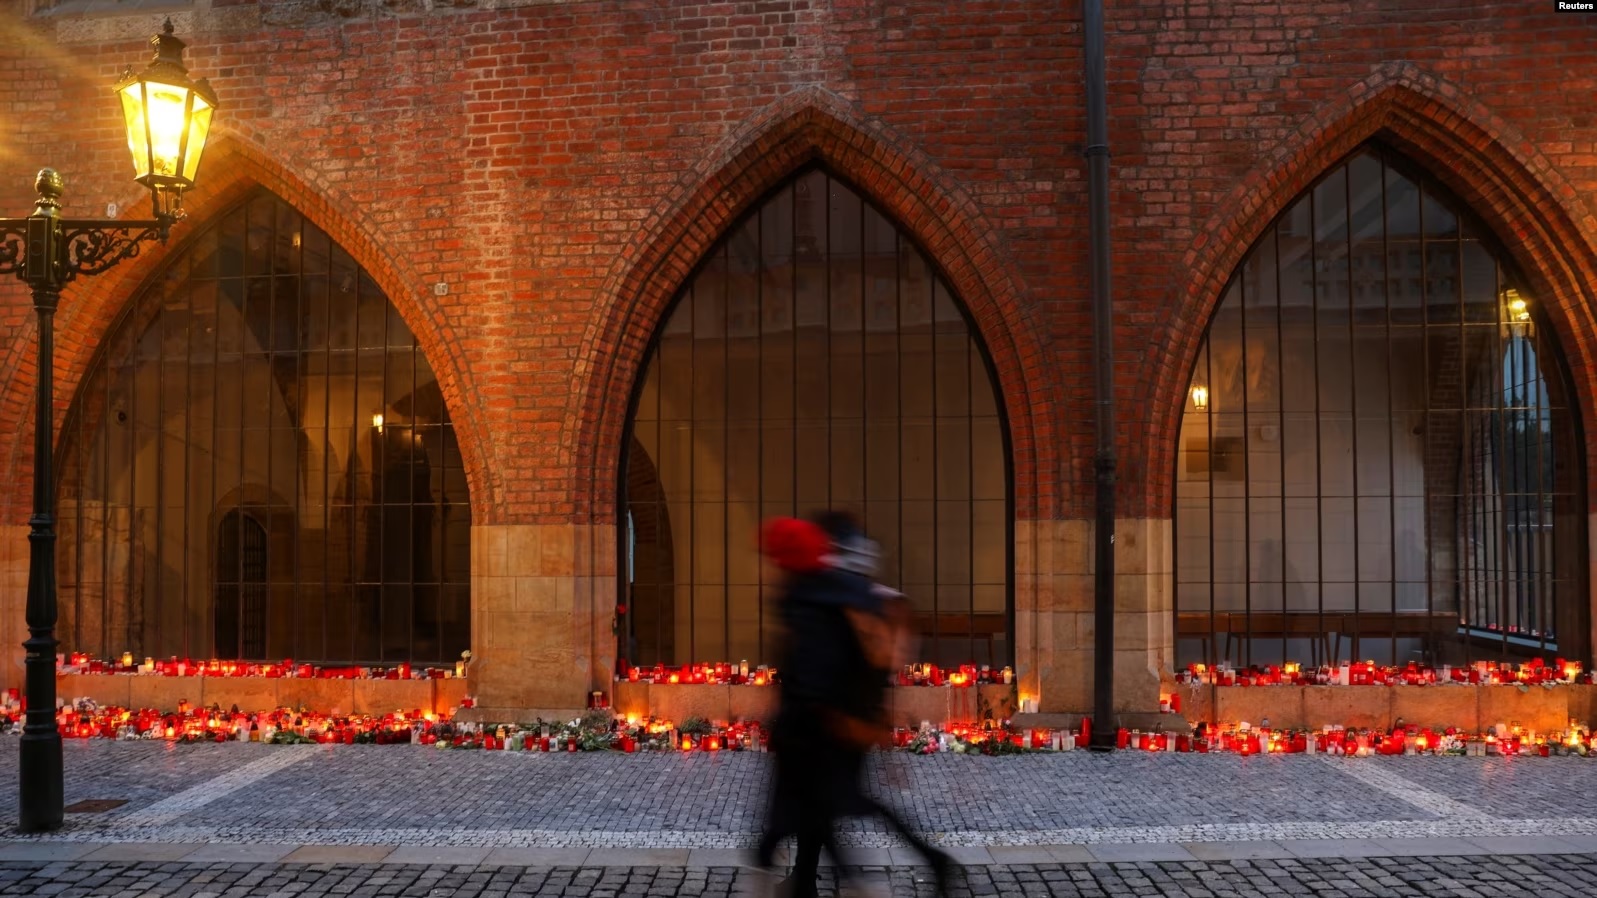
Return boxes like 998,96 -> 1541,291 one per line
56,190 -> 473,664
1175,143 -> 1587,669
214,509 -> 268,660
619,167 -> 1012,669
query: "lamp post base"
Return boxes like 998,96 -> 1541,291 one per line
18,733 -> 63,833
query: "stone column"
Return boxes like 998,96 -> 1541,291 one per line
468,523 -> 616,720
1030,518 -> 1170,715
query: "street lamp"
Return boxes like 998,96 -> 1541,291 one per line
0,19 -> 217,834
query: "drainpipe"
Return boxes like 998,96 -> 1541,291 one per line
1083,0 -> 1117,750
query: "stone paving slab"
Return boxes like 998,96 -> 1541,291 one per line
1180,839 -> 1297,860
0,842 -> 104,861
279,844 -> 396,863
178,843 -> 297,863
79,841 -> 203,861
482,847 -> 593,866
382,844 -> 494,865
588,847 -> 690,866
1467,835 -> 1590,855
1086,842 -> 1196,862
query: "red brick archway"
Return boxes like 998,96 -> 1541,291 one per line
0,133 -> 498,527
1140,63 -> 1597,518
569,87 -> 1049,528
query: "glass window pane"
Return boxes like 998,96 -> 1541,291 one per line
618,172 -> 1012,666
1176,146 -> 1577,666
55,192 -> 469,664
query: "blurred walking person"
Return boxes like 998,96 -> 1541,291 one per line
755,511 -> 950,898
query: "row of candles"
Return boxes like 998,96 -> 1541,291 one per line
41,698 -> 444,744
1179,658 -> 1588,688
58,652 -> 472,680
15,695 -> 1597,758
618,661 -> 1017,688
1140,721 -> 1597,757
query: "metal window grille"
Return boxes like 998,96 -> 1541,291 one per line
215,510 -> 267,659
1174,144 -> 1586,669
57,190 -> 472,664
620,167 -> 1013,670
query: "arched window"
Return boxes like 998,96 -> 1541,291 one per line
622,168 -> 1011,669
1175,145 -> 1585,668
57,190 -> 472,664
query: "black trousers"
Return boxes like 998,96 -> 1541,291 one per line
760,741 -> 944,898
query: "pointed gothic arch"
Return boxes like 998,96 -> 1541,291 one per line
572,92 -> 1046,529
1172,142 -> 1588,670
1144,66 -> 1597,519
54,187 -> 474,664
0,134 -> 496,527
618,165 -> 1015,669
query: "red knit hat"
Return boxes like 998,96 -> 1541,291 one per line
759,516 -> 830,573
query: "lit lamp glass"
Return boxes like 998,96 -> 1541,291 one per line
1506,291 -> 1531,322
1190,384 -> 1209,411
115,21 -> 219,220
372,413 -> 385,431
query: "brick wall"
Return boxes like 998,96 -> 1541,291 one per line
0,0 -> 1594,535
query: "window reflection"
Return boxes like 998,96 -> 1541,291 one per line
58,191 -> 471,664
1176,145 -> 1582,668
623,169 -> 1011,669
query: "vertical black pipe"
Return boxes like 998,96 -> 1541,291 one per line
1083,0 -> 1118,749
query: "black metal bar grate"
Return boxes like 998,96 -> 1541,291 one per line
621,167 -> 1012,670
1173,144 -> 1586,669
56,189 -> 472,665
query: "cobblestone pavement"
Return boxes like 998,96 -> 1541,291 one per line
0,856 -> 1595,897
0,740 -> 1552,844
2,741 -> 1597,895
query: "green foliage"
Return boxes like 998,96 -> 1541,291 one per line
578,708 -> 613,735
978,735 -> 1030,756
678,716 -> 712,736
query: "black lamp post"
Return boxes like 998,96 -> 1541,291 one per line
0,19 -> 217,833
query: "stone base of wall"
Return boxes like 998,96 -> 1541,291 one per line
1023,518 -> 1172,715
55,673 -> 467,716
1179,684 -> 1597,733
611,682 -> 1020,727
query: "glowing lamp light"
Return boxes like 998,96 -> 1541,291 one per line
1190,384 -> 1209,412
373,413 -> 385,431
1506,289 -> 1531,322
115,20 -> 219,222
